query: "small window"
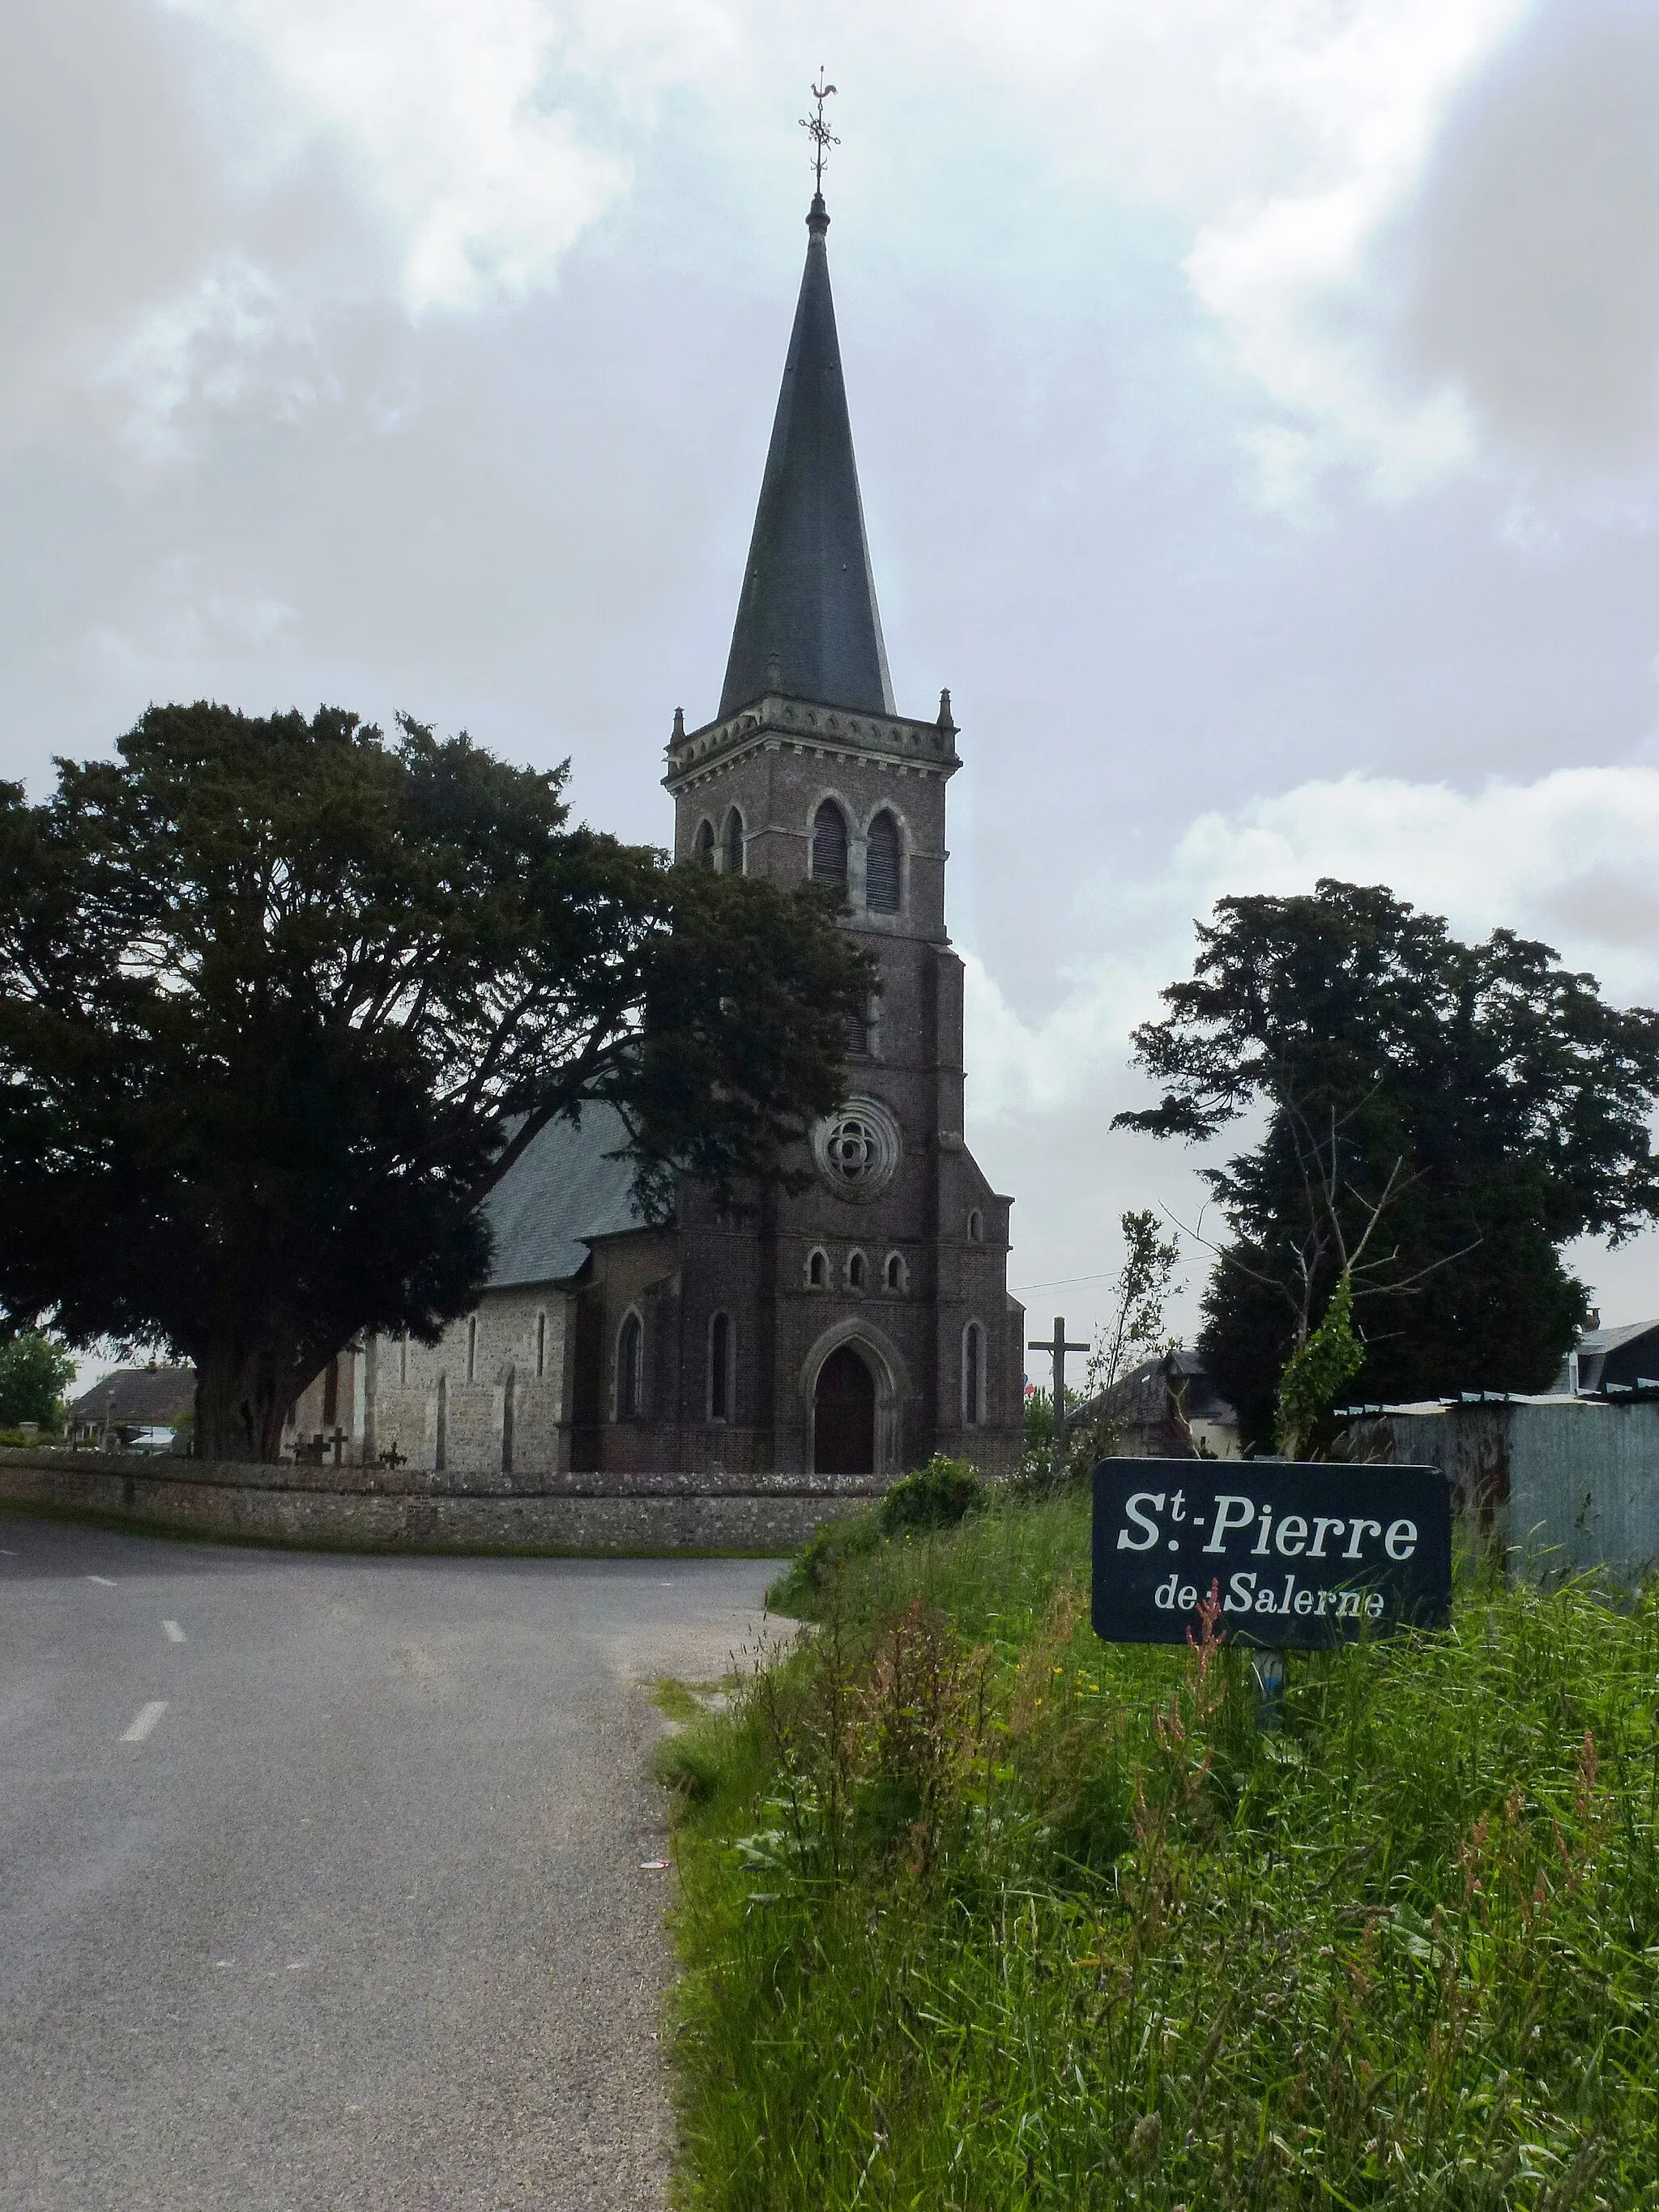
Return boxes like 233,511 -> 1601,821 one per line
501,1366 -> 515,1476
466,1314 -> 478,1383
963,1323 -> 985,1426
536,1311 -> 547,1379
723,808 -> 745,876
808,1248 -> 828,1288
710,1312 -> 731,1421
435,1374 -> 448,1472
694,819 -> 716,867
966,1208 -> 984,1243
848,1251 -> 867,1291
399,1329 -> 408,1387
885,1252 -> 905,1292
812,800 -> 849,892
866,810 -> 902,914
616,1311 -> 643,1420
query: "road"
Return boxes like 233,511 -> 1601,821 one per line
0,1510 -> 783,2212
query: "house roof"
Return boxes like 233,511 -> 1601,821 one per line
482,1102 -> 650,1289
717,194 -> 894,721
67,1366 -> 195,1426
1575,1319 -> 1659,1357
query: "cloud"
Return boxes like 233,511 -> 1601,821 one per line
161,0 -> 653,314
966,763 -> 1659,1127
1405,0 -> 1659,465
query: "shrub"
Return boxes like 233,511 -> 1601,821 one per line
876,1454 -> 985,1537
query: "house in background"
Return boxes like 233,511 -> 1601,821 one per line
1077,1348 -> 1242,1460
66,1365 -> 195,1451
1551,1319 -> 1659,1396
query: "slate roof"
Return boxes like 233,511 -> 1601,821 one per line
67,1366 -> 196,1426
718,194 -> 895,721
482,1102 -> 649,1289
1550,1317 -> 1659,1395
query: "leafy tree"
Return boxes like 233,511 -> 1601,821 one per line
1114,880 -> 1659,1447
1021,1210 -> 1182,1487
0,704 -> 874,1460
0,1331 -> 75,1430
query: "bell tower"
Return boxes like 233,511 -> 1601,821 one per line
655,143 -> 1022,1479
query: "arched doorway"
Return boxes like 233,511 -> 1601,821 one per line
813,1344 -> 876,1474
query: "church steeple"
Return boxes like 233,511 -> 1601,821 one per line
718,189 -> 895,721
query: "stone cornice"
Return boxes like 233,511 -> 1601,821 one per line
663,692 -> 961,795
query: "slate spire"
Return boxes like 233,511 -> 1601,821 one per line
718,194 -> 895,720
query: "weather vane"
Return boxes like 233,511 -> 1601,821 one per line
800,71 -> 838,191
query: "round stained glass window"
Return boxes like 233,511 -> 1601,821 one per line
812,1097 -> 901,1202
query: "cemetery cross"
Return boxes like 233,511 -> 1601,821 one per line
1030,1315 -> 1089,1477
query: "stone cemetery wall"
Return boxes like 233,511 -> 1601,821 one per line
0,1447 -> 879,1555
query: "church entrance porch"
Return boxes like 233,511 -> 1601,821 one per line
813,1344 -> 876,1474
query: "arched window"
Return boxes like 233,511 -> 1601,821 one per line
722,808 -> 745,876
962,1323 -> 985,1426
885,1252 -> 906,1292
848,1251 -> 868,1291
501,1366 -> 515,1475
808,1248 -> 828,1288
434,1374 -> 447,1472
865,809 -> 902,914
616,1311 -> 643,1420
811,799 -> 849,892
466,1314 -> 478,1382
709,1312 -> 731,1421
535,1311 -> 547,1379
694,819 -> 716,867
966,1208 -> 984,1243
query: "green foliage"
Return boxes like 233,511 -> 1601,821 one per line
1274,1272 -> 1365,1457
0,1331 -> 75,1430
768,1460 -> 987,1617
876,1455 -> 985,1537
0,705 -> 872,1459
1115,881 -> 1657,1442
1085,1208 -> 1183,1404
666,1495 -> 1659,2208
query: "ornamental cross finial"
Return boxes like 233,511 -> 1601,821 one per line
800,70 -> 838,190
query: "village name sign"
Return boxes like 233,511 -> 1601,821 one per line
1092,1459 -> 1452,1647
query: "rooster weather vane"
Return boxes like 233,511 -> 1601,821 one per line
800,72 -> 839,191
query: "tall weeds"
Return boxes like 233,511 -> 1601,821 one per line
666,1495 -> 1659,2210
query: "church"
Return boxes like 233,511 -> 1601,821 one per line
288,183 -> 1025,1484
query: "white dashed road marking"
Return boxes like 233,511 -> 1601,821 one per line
87,1575 -> 116,1588
121,1701 -> 169,1744
163,1620 -> 186,1643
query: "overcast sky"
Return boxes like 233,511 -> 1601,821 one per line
10,0 -> 1659,1377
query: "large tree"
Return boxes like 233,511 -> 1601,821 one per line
0,704 -> 875,1460
1114,880 -> 1659,1446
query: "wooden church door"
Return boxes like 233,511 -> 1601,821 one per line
813,1345 -> 876,1474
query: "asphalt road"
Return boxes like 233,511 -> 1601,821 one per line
0,1510 -> 783,2212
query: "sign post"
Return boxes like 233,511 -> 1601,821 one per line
1092,1459 -> 1452,1647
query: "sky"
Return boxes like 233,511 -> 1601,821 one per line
10,0 -> 1659,1384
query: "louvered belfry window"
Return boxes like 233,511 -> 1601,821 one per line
812,800 -> 849,890
865,810 -> 901,914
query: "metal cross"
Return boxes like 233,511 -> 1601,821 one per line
1030,1315 -> 1089,1465
800,71 -> 839,190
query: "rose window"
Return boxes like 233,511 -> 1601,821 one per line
812,1097 -> 901,1202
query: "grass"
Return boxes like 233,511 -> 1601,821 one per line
660,1490 -> 1659,2210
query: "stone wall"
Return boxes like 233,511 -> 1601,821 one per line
0,1447 -> 876,1555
